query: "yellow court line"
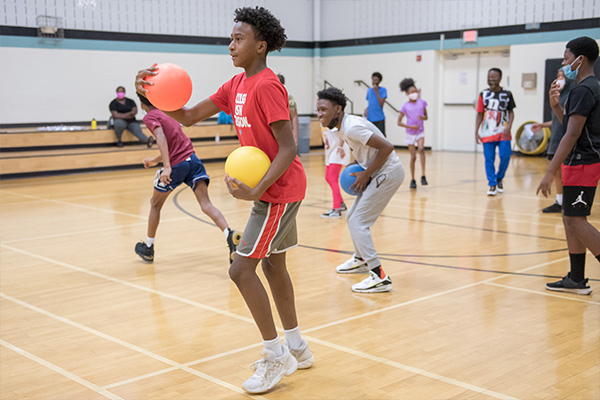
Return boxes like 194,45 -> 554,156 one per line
0,339 -> 125,400
0,293 -> 265,400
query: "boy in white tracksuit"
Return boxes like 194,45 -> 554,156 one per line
316,87 -> 405,293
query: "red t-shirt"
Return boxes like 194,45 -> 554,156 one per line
210,68 -> 306,203
143,109 -> 194,166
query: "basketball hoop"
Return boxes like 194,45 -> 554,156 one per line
36,15 -> 64,41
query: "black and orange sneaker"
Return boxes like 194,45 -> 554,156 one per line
227,230 -> 242,264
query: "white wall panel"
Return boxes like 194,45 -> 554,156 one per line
0,45 -> 314,124
1,0 -> 314,41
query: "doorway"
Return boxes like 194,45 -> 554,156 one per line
438,48 -> 510,152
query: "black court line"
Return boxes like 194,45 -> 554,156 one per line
299,244 -> 600,282
172,190 -> 600,281
172,188 -> 215,227
302,202 -> 566,243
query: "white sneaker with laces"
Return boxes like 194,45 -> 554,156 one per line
321,209 -> 342,218
336,256 -> 369,274
283,338 -> 314,369
242,347 -> 297,394
351,271 -> 392,293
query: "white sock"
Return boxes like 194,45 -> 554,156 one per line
556,194 -> 563,206
223,227 -> 230,238
146,237 -> 155,247
263,336 -> 283,357
283,326 -> 303,350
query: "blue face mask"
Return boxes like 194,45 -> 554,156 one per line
562,56 -> 582,80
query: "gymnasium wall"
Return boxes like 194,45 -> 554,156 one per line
1,0 -> 598,149
0,44 -> 314,126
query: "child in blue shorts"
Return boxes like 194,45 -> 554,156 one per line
134,93 -> 239,263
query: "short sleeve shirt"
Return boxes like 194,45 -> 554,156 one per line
400,98 -> 428,135
109,97 -> 137,122
210,68 -> 307,203
339,114 -> 401,172
143,109 -> 194,166
476,88 -> 516,142
366,87 -> 387,122
563,76 -> 600,166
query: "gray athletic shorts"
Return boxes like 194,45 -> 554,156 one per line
236,200 -> 302,259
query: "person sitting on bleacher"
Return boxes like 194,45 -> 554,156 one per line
109,86 -> 154,148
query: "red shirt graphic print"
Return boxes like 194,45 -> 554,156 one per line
210,68 -> 306,203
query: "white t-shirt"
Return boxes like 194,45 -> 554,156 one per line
323,128 -> 351,166
338,114 -> 402,172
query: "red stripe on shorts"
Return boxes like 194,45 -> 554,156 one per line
562,162 -> 600,187
250,203 -> 285,259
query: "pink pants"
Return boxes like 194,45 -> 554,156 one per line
325,163 -> 344,209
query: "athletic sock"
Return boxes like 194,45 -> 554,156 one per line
263,336 -> 283,357
146,237 -> 155,247
283,326 -> 303,350
371,266 -> 385,279
556,194 -> 563,206
569,253 -> 586,283
223,227 -> 230,238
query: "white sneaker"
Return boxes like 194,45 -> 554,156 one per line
487,185 -> 497,196
351,271 -> 392,293
242,347 -> 297,394
283,338 -> 314,369
321,209 -> 342,218
336,256 -> 369,274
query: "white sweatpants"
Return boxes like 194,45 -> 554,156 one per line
346,162 -> 404,269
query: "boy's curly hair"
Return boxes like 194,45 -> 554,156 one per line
317,87 -> 347,111
399,78 -> 415,92
234,7 -> 287,53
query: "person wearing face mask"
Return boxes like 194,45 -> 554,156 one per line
474,68 -> 516,196
109,86 -> 153,148
531,68 -> 575,213
317,87 -> 404,293
398,78 -> 429,189
537,36 -> 600,296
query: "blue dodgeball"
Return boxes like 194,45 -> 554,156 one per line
339,164 -> 365,196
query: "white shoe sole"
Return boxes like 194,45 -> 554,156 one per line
242,357 -> 297,394
297,355 -> 314,369
545,286 -> 592,295
351,283 -> 392,293
336,266 -> 369,274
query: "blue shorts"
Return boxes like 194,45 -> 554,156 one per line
153,153 -> 209,192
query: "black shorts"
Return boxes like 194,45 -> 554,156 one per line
561,163 -> 600,217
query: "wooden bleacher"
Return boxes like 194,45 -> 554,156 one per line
0,119 -> 324,178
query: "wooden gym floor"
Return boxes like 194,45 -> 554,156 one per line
1,150 -> 598,400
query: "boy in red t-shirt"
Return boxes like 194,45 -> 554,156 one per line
134,94 -> 240,264
135,6 -> 311,394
